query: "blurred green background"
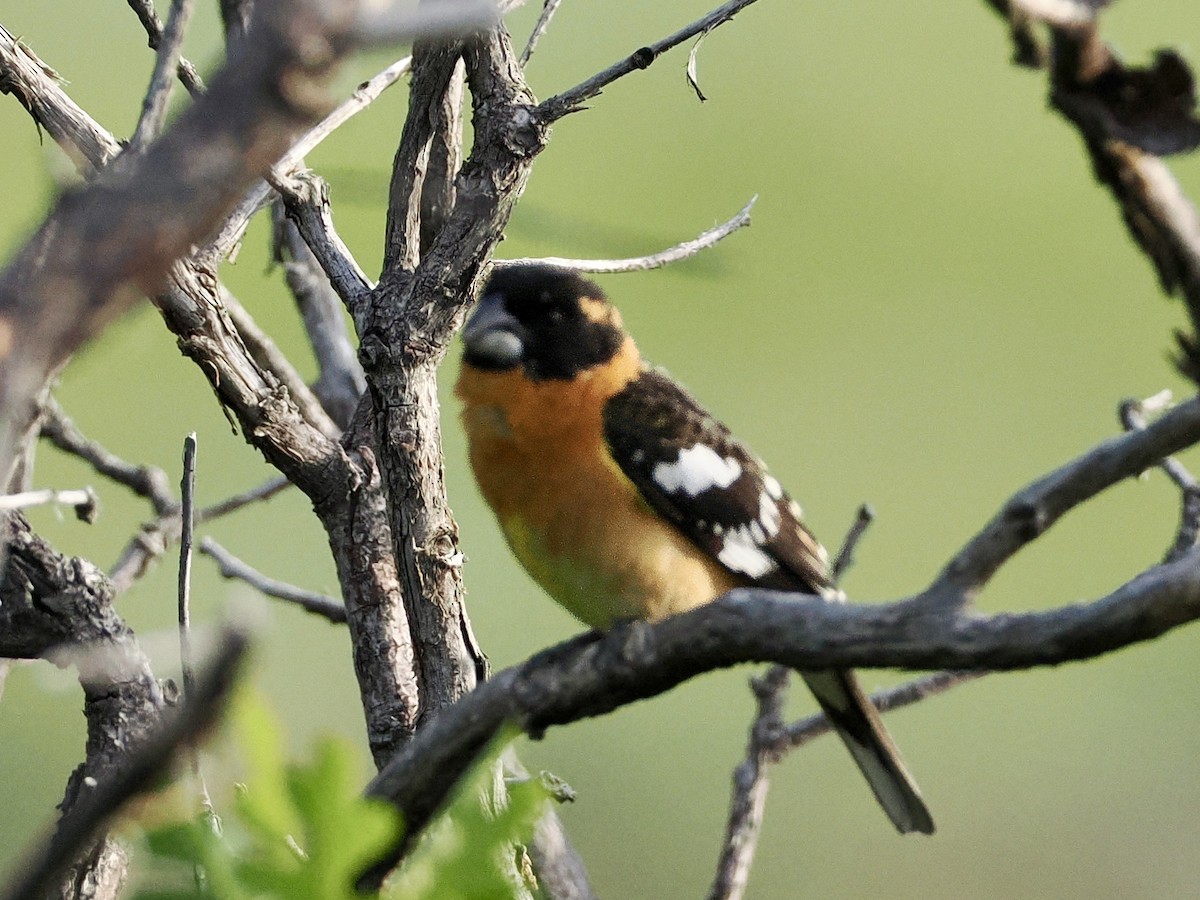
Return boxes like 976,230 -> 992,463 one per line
3,1 -> 1200,897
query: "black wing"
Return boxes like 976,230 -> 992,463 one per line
604,368 -> 935,835
603,367 -> 832,593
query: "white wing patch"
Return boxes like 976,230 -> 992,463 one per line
712,489 -> 785,578
758,490 -> 782,537
717,525 -> 777,578
652,444 -> 742,497
764,475 -> 784,500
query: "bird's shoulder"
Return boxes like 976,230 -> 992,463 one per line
602,367 -> 832,593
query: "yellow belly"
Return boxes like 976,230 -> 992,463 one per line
496,470 -> 738,628
458,361 -> 738,628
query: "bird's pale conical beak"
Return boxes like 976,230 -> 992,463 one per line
462,292 -> 526,371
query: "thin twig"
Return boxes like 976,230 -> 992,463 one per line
109,475 -> 291,594
130,0 -> 197,151
920,393 -> 1200,611
179,434 -> 198,697
520,0 -> 565,65
773,671 -> 987,754
537,0 -> 762,120
198,475 -> 292,523
200,537 -> 347,623
124,0 -> 205,96
204,54 -> 414,264
832,503 -> 874,585
272,202 -> 365,428
499,196 -> 756,274
706,666 -> 788,900
0,487 -> 98,522
1119,391 -> 1195,491
1119,391 -> 1200,562
41,396 -> 176,516
176,434 -> 220,847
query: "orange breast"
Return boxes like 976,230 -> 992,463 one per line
456,349 -> 738,628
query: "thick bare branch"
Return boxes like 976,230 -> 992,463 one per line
357,24 -> 547,732
0,626 -> 249,900
0,0 -> 360,484
0,27 -> 121,174
365,540 -> 1200,878
361,392 -> 1200,874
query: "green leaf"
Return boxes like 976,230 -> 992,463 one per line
230,689 -> 301,847
285,737 -> 402,900
384,729 -> 550,900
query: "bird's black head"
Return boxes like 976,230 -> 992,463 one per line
462,264 -> 626,381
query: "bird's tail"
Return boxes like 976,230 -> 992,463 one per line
800,669 -> 935,835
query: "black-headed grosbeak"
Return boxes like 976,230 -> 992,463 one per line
455,264 -> 934,835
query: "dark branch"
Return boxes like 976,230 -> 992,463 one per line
272,202 -> 365,429
41,397 -> 176,517
921,393 -> 1200,610
364,541 -> 1200,884
0,630 -> 250,900
360,391 -> 1200,876
706,666 -> 788,900
125,0 -> 205,96
200,537 -> 347,623
536,0 -> 763,121
983,3 -> 1200,383
0,0 -> 361,483
129,0 -> 197,150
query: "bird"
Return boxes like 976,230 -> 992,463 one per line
454,263 -> 934,835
